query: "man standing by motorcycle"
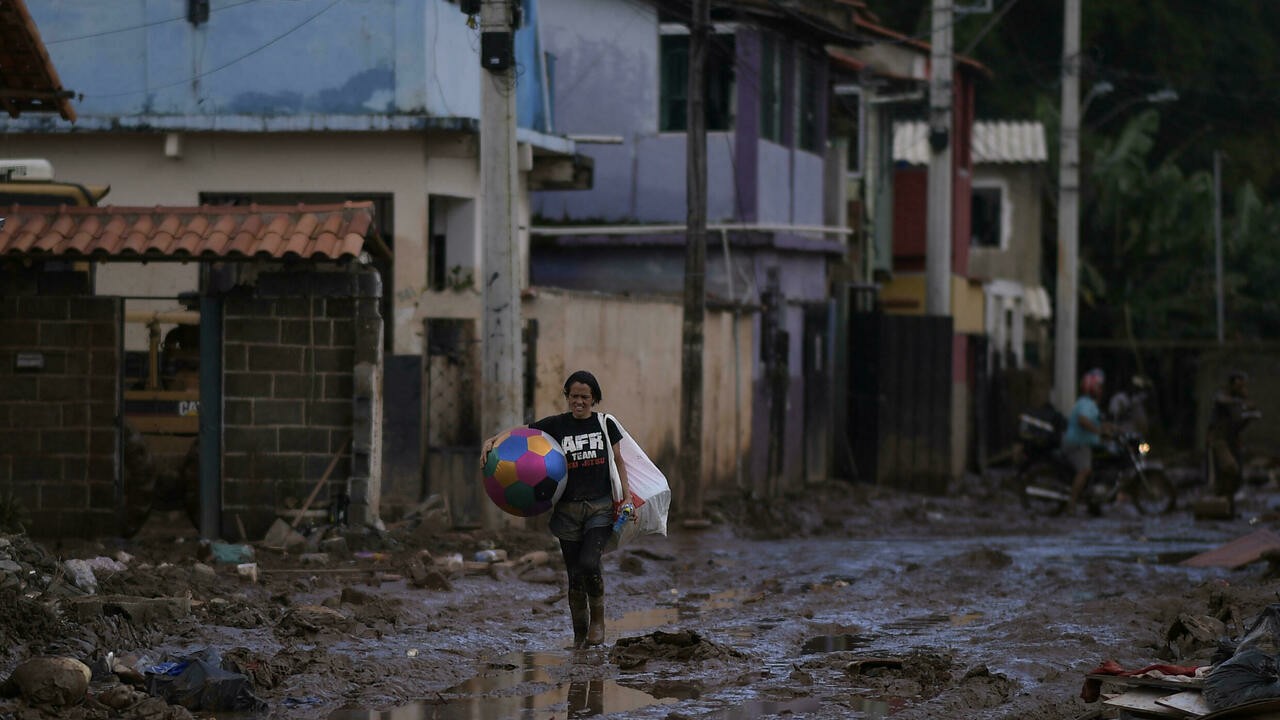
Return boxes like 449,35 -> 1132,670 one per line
1206,370 -> 1261,514
1063,368 -> 1115,514
1108,375 -> 1152,435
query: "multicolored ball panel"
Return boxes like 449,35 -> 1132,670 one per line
482,428 -> 568,517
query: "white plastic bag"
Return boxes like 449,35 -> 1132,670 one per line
599,413 -> 671,549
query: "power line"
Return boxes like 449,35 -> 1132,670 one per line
961,0 -> 1021,55
45,0 -> 261,44
84,0 -> 345,100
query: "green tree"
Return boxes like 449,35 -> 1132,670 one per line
1080,109 -> 1214,340
860,0 -> 1280,340
860,0 -> 1280,194
1079,109 -> 1280,342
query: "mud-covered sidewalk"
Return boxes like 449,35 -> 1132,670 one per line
3,475 -> 1280,719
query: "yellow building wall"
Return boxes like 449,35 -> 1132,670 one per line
951,279 -> 985,334
880,273 -> 985,334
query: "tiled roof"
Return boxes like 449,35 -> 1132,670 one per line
0,0 -> 75,121
0,202 -> 381,261
893,120 -> 1047,166
852,17 -> 988,74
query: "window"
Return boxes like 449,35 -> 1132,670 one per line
970,186 -> 1004,248
659,33 -> 736,132
760,33 -> 782,142
795,51 -> 820,153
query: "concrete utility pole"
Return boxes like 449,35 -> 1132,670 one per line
1053,0 -> 1081,412
679,0 -> 709,524
479,0 -> 523,526
926,0 -> 954,316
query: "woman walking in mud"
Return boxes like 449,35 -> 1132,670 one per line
481,370 -> 632,648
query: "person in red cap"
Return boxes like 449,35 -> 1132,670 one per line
1062,368 -> 1115,513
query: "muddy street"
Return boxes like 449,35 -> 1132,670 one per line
3,477 -> 1279,720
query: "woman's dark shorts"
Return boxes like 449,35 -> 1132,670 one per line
550,496 -> 614,542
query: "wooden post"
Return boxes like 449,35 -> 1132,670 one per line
680,0 -> 710,525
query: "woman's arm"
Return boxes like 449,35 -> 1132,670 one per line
613,441 -> 632,505
1078,413 -> 1116,437
480,427 -> 524,468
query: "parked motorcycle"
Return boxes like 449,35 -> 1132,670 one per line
1015,410 -> 1176,516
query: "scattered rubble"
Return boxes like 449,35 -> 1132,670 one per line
609,630 -> 746,670
0,502 -> 565,719
5,481 -> 1280,718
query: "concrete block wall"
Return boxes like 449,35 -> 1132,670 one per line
0,295 -> 120,538
221,269 -> 382,537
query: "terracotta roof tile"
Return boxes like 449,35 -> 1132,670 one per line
0,202 -> 381,261
0,0 -> 76,121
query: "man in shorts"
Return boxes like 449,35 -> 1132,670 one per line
1063,368 -> 1114,513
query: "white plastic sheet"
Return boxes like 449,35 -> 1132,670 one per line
599,413 -> 671,549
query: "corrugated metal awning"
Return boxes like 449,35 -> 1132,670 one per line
894,120 -> 1048,166
0,202 -> 385,261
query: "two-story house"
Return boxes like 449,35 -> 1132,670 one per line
893,118 -> 1052,468
825,12 -> 993,489
530,0 -> 863,498
0,0 -> 587,523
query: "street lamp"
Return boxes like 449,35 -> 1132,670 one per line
1081,81 -> 1114,117
1091,87 -> 1178,129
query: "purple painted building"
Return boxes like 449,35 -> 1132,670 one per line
530,0 -> 864,495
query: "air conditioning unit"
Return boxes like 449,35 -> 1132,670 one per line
0,159 -> 55,182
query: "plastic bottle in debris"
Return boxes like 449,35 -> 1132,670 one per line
612,505 -> 634,534
473,549 -> 507,563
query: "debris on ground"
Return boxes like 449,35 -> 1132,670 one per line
1181,529 -> 1280,569
609,630 -> 746,670
1082,603 -> 1280,717
4,477 -> 1280,718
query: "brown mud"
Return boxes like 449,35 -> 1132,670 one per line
2,473 -> 1279,719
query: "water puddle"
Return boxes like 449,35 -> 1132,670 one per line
685,588 -> 747,611
611,607 -> 680,634
327,651 -> 675,720
611,588 -> 751,635
450,652 -> 564,692
848,695 -> 907,718
883,612 -> 982,631
327,682 -> 670,719
801,634 -> 877,653
701,697 -> 823,718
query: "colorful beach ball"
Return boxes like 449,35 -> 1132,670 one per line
482,428 -> 569,517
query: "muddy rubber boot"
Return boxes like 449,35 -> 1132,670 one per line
568,590 -> 589,647
586,595 -> 605,646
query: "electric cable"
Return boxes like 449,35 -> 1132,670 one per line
45,0 -> 261,44
83,0 -> 344,99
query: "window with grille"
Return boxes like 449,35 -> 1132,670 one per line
761,33 -> 782,143
970,186 -> 1004,248
659,33 -> 736,132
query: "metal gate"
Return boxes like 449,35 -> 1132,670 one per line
848,310 -> 953,494
802,303 -> 833,485
423,318 -> 536,529
424,318 -> 482,527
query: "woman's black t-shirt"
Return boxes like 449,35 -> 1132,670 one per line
530,412 -> 622,502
